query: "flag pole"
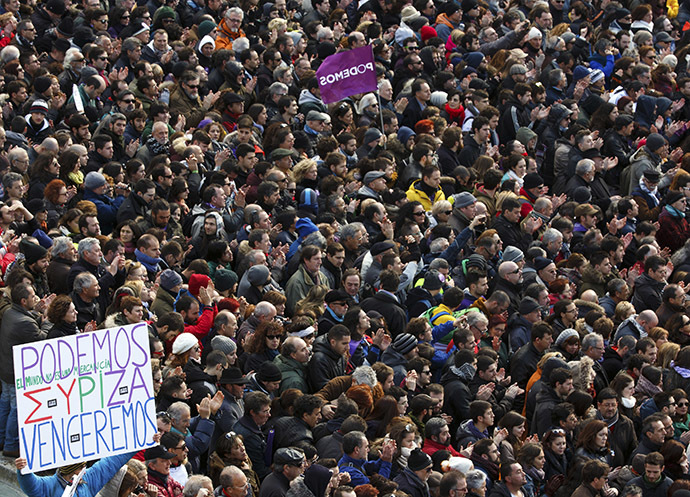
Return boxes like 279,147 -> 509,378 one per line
376,88 -> 387,149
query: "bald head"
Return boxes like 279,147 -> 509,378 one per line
219,466 -> 246,490
498,261 -> 518,278
40,137 -> 59,154
638,310 -> 658,330
579,289 -> 599,303
282,336 -> 309,363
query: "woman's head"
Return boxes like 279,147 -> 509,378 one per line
498,411 -> 526,440
577,419 -> 609,451
542,428 -> 567,456
215,431 -> 246,459
44,179 -> 67,205
249,321 -> 284,353
47,294 -> 77,325
517,442 -> 545,470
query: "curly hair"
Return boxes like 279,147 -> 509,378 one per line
44,179 -> 66,205
47,294 -> 74,324
246,321 -> 284,354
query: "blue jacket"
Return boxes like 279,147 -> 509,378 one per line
338,453 -> 391,486
83,189 -> 125,235
171,417 -> 214,473
18,451 -> 136,497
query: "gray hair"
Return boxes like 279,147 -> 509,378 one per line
2,171 -> 22,189
316,26 -> 333,42
352,366 -> 377,387
268,81 -> 289,96
232,37 -> 250,53
168,401 -> 190,422
254,301 -> 276,318
0,45 -> 19,64
466,312 -> 488,328
575,159 -> 595,176
68,144 -> 88,155
581,333 -> 603,351
302,231 -> 327,249
64,48 -> 83,69
7,148 -> 27,165
51,237 -> 74,258
273,65 -> 292,81
542,228 -> 563,245
340,222 -> 364,241
246,249 -> 265,265
428,258 -> 450,271
219,466 -> 245,489
73,272 -> 97,294
466,470 -> 487,490
183,476 -> 212,497
424,417 -> 448,439
225,6 -> 244,20
78,238 -> 100,258
429,237 -> 449,253
122,37 -> 142,53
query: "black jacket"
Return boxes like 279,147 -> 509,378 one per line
308,335 -> 347,391
233,414 -> 270,479
631,273 -> 665,313
493,214 -> 532,252
532,386 -> 563,437
117,192 -> 149,224
361,291 -> 409,337
437,145 -> 461,176
394,468 -> 430,497
441,366 -> 473,434
458,134 -> 482,169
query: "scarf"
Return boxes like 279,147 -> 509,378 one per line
601,410 -> 619,429
68,170 -> 84,186
671,361 -> 690,379
135,249 -> 162,272
470,451 -> 499,480
638,177 -> 660,205
636,373 -> 662,397
666,205 -> 686,218
146,136 -> 170,155
444,103 -> 464,122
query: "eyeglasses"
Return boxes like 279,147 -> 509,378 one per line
122,99 -> 135,104
267,335 -> 282,340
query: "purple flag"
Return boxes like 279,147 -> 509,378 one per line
316,45 -> 378,104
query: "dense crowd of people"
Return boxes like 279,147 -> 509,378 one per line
2,0 -> 690,496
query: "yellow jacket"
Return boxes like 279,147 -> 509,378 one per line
406,180 -> 445,211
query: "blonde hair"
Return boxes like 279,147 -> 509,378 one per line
292,158 -> 318,184
657,341 -> 680,369
432,200 -> 452,218
614,301 -> 635,323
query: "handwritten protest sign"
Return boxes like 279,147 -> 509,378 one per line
14,322 -> 157,474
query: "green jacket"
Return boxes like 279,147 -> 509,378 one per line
285,264 -> 327,316
274,354 -> 308,393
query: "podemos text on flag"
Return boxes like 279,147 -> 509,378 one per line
316,45 -> 379,104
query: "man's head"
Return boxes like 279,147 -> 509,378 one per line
220,466 -> 248,497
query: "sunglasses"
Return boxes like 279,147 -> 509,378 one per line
413,211 -> 425,216
267,335 -> 282,340
443,210 -> 452,215
678,402 -> 689,407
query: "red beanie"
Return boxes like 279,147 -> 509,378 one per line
188,274 -> 211,297
420,25 -> 437,42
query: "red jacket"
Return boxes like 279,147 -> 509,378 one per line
422,437 -> 462,457
184,305 -> 217,339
